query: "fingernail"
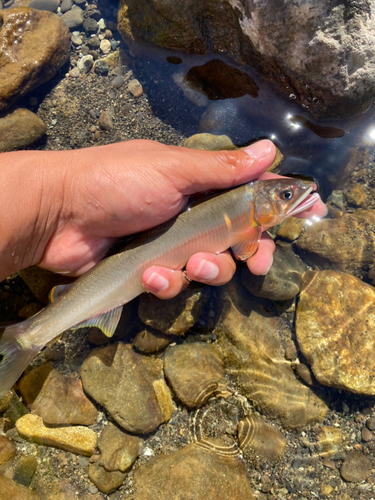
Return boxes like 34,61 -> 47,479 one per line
146,272 -> 169,291
193,259 -> 219,281
244,139 -> 273,159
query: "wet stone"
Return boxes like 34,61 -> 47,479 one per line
128,78 -> 143,97
87,35 -> 100,49
100,39 -> 111,54
238,415 -> 287,462
164,343 -> 224,408
16,414 -> 97,456
88,462 -> 126,494
28,0 -> 58,12
30,369 -> 98,426
344,185 -> 367,207
0,435 -> 16,473
275,217 -> 306,242
133,326 -> 175,354
61,7 -> 84,29
340,451 -> 373,482
296,270 -> 375,394
241,245 -> 307,300
0,475 -> 40,500
94,60 -> 109,76
361,427 -> 373,442
77,54 -> 94,74
215,278 -> 327,429
98,422 -> 142,472
13,456 -> 37,487
318,426 -> 346,458
138,286 -> 210,335
111,75 -> 124,87
80,343 -> 173,434
183,133 -> 235,151
0,107 -> 47,153
132,443 -> 254,500
18,362 -> 55,405
83,17 -> 98,34
60,0 -> 72,13
71,34 -> 83,46
99,109 -> 112,130
367,417 -> 375,431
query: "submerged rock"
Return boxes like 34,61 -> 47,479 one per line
98,422 -> 142,472
0,475 -> 40,500
132,443 -> 254,500
183,133 -> 234,151
340,451 -> 373,483
0,108 -> 46,152
13,456 -> 37,487
164,343 -> 224,408
296,270 -> 375,395
238,415 -> 287,462
0,7 -> 70,110
88,462 -> 126,494
215,277 -> 327,429
0,435 -> 16,474
80,343 -> 173,434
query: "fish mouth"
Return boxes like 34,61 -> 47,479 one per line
286,184 -> 321,217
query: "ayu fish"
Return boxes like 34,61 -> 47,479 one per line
0,178 -> 320,395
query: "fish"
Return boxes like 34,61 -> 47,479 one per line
0,178 -> 320,395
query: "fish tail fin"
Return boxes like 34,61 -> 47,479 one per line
0,321 -> 41,396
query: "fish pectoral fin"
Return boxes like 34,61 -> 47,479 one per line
72,306 -> 123,338
49,284 -> 72,303
231,226 -> 262,261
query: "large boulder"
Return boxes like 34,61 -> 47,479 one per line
118,0 -> 375,118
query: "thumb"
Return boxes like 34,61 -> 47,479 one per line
165,139 -> 277,195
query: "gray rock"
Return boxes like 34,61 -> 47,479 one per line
110,75 -> 124,88
61,7 -> 84,29
29,0 -> 58,12
94,60 -> 109,76
71,34 -> 82,46
60,0 -> 72,14
74,0 -> 86,4
77,54 -> 93,73
87,35 -> 100,49
83,17 -> 98,34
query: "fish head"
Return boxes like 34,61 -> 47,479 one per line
248,178 -> 321,229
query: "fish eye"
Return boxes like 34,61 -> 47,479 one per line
280,188 -> 294,200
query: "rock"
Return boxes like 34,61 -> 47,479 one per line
133,326 -> 175,354
18,362 -> 55,405
367,417 -> 375,431
110,75 -> 124,88
215,278 -> 327,429
60,0 -> 72,14
13,456 -> 37,487
16,414 -> 97,456
69,67 -> 80,78
100,39 -> 111,54
321,483 -> 334,496
238,415 -> 287,462
94,59 -> 109,76
132,443 -> 254,500
99,109 -> 112,130
19,266 -> 74,305
344,185 -> 367,207
340,451 -> 373,483
98,422 -> 142,472
318,426 -> 346,459
241,245 -> 307,300
77,54 -> 93,74
0,475 -> 40,500
296,270 -> 375,395
164,343 -> 224,408
183,133 -> 235,151
172,70 -> 209,107
361,427 -> 372,442
88,462 -> 126,494
80,343 -> 173,434
87,35 -> 100,49
70,34 -> 82,46
127,78 -> 143,97
138,287 -> 210,335
275,218 -> 307,242
0,435 -> 16,473
28,0 -> 58,12
0,7 -> 70,111
61,7 -> 84,29
0,108 -> 47,152
30,370 -> 98,425
118,0 -> 375,119
83,17 -> 98,34
296,210 -> 375,278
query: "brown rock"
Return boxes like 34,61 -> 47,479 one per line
138,286 -> 210,335
99,109 -> 112,130
127,78 -> 143,97
275,217 -> 306,242
296,210 -> 375,277
344,185 -> 367,207
98,422 -> 142,472
183,133 -> 235,151
340,451 -> 373,482
16,414 -> 97,456
296,270 -> 375,394
18,362 -> 54,405
0,475 -> 40,500
19,266 -> 74,305
30,370 -> 98,425
132,443 -> 254,500
0,108 -> 46,152
164,343 -> 224,408
318,426 -> 346,458
80,343 -> 173,434
0,7 -> 70,110
238,415 -> 287,462
215,278 -> 327,429
361,427 -> 373,442
0,435 -> 16,473
133,326 -> 175,353
88,462 -> 126,494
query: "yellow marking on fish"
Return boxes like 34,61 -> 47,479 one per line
223,212 -> 232,231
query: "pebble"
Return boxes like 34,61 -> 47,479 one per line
128,78 -> 143,97
99,109 -> 113,130
131,443 -> 254,499
98,18 -> 107,30
61,7 -> 84,29
275,217 -> 306,242
98,422 -> 142,472
367,417 -> 375,430
74,0 -> 86,4
361,427 -> 373,442
344,184 -> 367,207
77,54 -> 94,73
183,133 -> 235,151
296,270 -> 375,394
318,426 -> 345,458
110,75 -> 125,87
71,34 -> 83,46
88,462 -> 127,494
16,414 -> 97,456
83,17 -> 98,34
29,369 -> 98,425
100,39 -> 112,54
94,60 -> 110,76
340,450 -> 373,482
87,35 -> 101,49
60,0 -> 73,14
69,67 -> 81,78
164,343 -> 224,408
80,343 -> 173,434
0,108 -> 47,152
29,0 -> 59,12
321,482 -> 334,496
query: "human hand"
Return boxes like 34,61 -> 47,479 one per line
31,138 -> 325,299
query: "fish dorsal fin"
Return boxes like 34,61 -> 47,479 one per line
71,306 -> 123,338
231,226 -> 262,261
